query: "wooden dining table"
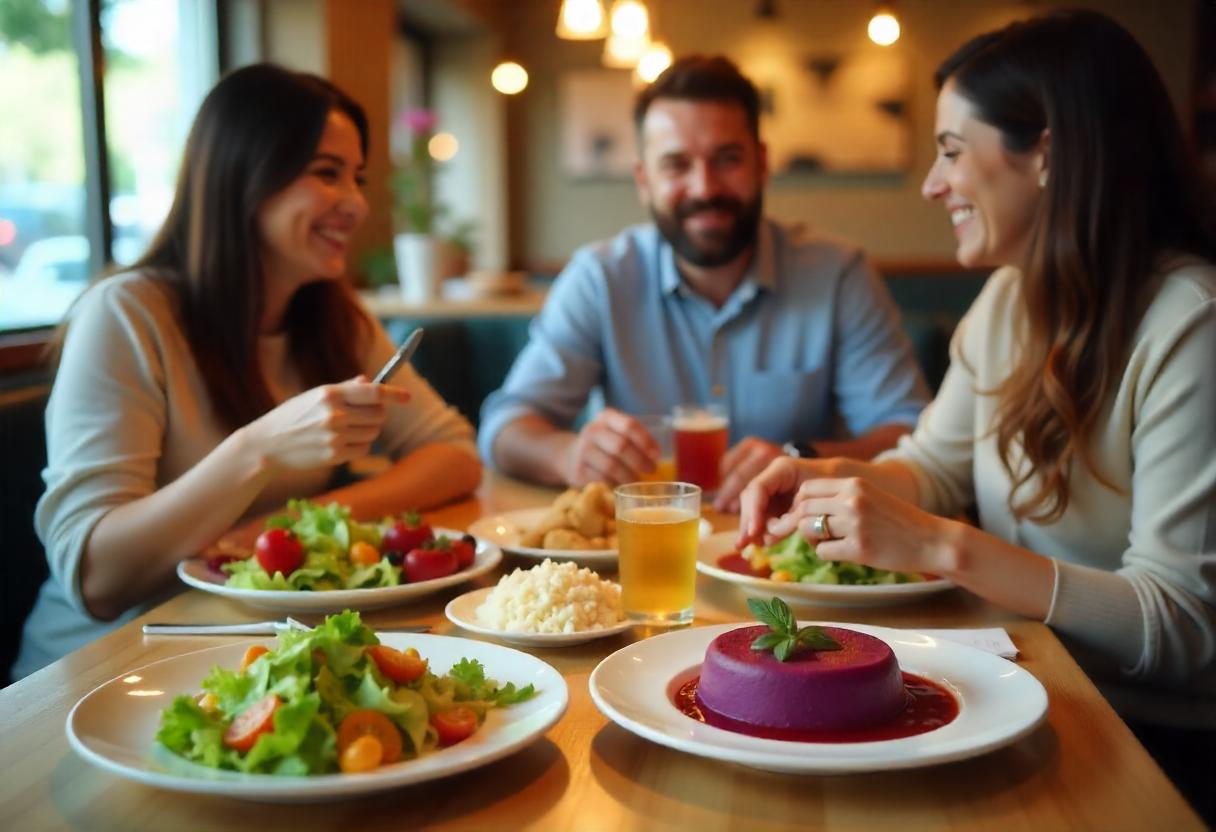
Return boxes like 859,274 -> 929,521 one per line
0,472 -> 1202,831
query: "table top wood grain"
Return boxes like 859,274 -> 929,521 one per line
0,473 -> 1200,831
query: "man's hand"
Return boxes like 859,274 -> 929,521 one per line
713,436 -> 785,513
561,408 -> 660,486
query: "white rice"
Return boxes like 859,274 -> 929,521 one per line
475,558 -> 624,633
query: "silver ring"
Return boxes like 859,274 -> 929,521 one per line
811,513 -> 833,539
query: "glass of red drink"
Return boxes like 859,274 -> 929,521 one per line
672,403 -> 729,493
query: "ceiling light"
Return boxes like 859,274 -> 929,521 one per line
868,7 -> 900,46
609,0 -> 650,40
635,41 -> 673,84
556,0 -> 608,40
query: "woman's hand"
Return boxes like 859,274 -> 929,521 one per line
241,376 -> 410,472
737,456 -> 840,544
769,476 -> 960,577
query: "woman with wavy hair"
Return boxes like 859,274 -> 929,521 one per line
740,10 -> 1214,817
13,64 -> 480,678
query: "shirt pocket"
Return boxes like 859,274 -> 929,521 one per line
733,367 -> 831,444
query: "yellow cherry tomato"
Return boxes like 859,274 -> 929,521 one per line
339,734 -> 385,773
350,541 -> 381,566
770,570 -> 794,583
198,693 -> 219,714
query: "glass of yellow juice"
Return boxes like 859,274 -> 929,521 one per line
635,414 -> 676,483
614,481 -> 701,625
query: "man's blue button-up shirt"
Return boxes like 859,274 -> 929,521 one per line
478,219 -> 929,461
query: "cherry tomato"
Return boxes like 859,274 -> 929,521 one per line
368,644 -> 428,685
205,553 -> 241,574
449,536 -> 476,570
337,709 -> 403,764
404,546 -> 457,583
339,734 -> 384,773
430,706 -> 479,746
255,528 -> 304,576
349,541 -> 381,566
240,644 -> 269,672
223,693 -> 281,751
381,511 -> 433,555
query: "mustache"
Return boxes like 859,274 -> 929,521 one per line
674,197 -> 744,221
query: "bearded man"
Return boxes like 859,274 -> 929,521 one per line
479,55 -> 929,511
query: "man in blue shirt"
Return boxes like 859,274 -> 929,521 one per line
479,55 -> 929,511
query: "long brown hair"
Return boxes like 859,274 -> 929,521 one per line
936,11 -> 1215,522
77,64 -> 373,431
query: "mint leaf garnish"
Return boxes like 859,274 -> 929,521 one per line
747,596 -> 841,661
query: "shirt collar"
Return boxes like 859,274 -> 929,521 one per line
659,218 -> 777,299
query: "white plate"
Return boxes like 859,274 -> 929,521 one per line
697,531 -> 955,608
177,528 -> 502,613
445,586 -> 632,647
469,508 -> 714,569
589,622 -> 1047,774
66,632 -> 568,801
467,508 -> 619,567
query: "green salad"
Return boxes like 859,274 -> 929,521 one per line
742,533 -> 925,585
218,499 -> 476,592
156,611 -> 536,776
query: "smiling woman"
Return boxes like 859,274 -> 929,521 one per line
12,64 -> 481,682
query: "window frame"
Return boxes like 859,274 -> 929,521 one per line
0,0 -> 221,375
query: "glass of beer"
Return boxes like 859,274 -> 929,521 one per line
636,414 -> 676,482
614,481 -> 701,625
673,403 -> 729,493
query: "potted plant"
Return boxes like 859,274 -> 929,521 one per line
390,108 -> 447,302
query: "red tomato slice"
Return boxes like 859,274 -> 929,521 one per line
223,693 -> 281,752
430,706 -> 479,747
368,644 -> 428,685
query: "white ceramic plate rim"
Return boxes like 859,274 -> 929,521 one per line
697,531 -> 954,607
66,633 -> 569,801
177,527 -> 502,613
466,508 -> 618,566
445,586 -> 632,647
588,622 -> 1047,774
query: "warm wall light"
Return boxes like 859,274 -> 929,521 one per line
635,41 -> 673,84
609,0 -> 650,39
491,61 -> 529,95
868,8 -> 900,46
428,132 -> 459,162
556,0 -> 608,39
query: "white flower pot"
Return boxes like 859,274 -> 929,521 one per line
394,232 -> 442,303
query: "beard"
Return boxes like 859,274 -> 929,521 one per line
650,193 -> 763,268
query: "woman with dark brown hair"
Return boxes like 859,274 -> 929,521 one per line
740,9 -> 1215,817
13,64 -> 480,677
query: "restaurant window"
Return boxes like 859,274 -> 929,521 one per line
0,0 -> 216,335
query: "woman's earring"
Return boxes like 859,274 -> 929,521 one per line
1038,169 -> 1048,189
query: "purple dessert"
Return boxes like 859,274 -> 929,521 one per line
696,625 -> 906,730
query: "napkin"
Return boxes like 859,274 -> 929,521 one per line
916,627 -> 1019,659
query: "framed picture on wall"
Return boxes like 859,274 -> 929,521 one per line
559,69 -> 637,179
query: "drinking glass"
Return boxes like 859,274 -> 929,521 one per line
614,481 -> 701,625
635,414 -> 676,482
672,403 -> 729,493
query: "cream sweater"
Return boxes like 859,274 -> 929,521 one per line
13,272 -> 476,678
884,260 -> 1216,726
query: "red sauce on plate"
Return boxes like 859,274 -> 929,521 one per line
674,672 -> 958,742
717,553 -> 770,579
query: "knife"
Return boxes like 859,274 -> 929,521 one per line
143,619 -> 431,636
371,327 -> 425,384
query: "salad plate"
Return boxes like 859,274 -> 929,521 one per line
697,532 -> 954,608
444,587 -> 633,647
589,622 -> 1047,774
177,527 -> 502,613
66,631 -> 568,801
